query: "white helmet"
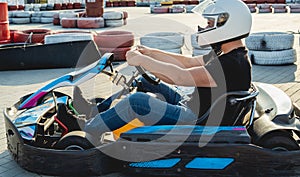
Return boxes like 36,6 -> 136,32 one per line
192,0 -> 252,47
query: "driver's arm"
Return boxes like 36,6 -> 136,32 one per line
137,46 -> 206,68
126,51 -> 216,87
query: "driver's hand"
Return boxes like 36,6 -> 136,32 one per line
126,50 -> 143,66
136,45 -> 152,56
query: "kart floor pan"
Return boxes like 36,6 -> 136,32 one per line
117,126 -> 300,177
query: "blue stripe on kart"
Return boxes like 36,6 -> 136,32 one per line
185,157 -> 234,170
126,125 -> 246,135
129,158 -> 181,168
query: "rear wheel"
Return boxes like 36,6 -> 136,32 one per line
259,131 -> 299,151
55,131 -> 99,150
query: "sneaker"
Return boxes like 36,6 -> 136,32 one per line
56,103 -> 85,132
73,86 -> 94,116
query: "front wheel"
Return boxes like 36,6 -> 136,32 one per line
54,131 -> 99,150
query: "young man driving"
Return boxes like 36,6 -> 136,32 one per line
58,0 -> 253,138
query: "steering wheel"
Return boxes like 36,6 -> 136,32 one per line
135,66 -> 160,85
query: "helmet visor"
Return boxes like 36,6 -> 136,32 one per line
192,0 -> 229,33
197,13 -> 229,33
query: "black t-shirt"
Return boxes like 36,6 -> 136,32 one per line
187,47 -> 252,118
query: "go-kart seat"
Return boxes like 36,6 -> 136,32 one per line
196,84 -> 259,127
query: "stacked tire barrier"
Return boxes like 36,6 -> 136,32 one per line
44,32 -> 94,44
10,11 -> 31,24
94,31 -> 134,61
289,4 -> 300,13
106,0 -> 136,7
77,17 -> 105,28
151,6 -> 187,14
58,11 -> 127,29
60,11 -> 79,28
103,11 -> 126,27
41,11 -> 57,23
271,4 -> 287,13
246,32 -> 297,65
169,5 -> 185,13
140,32 -> 184,54
151,6 -> 169,13
173,0 -> 199,5
247,4 -> 257,13
191,33 -> 212,56
9,11 -> 59,24
257,4 -> 272,13
8,3 -> 83,11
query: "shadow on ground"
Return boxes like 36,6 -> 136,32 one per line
252,64 -> 297,84
0,68 -> 73,86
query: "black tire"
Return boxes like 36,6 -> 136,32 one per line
55,131 -> 98,150
259,131 -> 299,151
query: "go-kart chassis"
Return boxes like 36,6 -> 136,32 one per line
4,52 -> 300,176
5,110 -> 300,177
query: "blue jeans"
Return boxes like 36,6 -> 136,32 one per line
84,77 -> 198,137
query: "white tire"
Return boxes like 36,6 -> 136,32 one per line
140,32 -> 184,50
8,11 -> 14,18
40,17 -> 53,24
59,12 -> 79,19
257,4 -> 271,9
14,11 -> 31,18
33,4 -> 41,8
77,17 -> 105,29
103,11 -> 123,20
271,4 -> 286,9
246,32 -> 294,51
44,33 -> 94,44
105,19 -> 124,27
191,33 -> 212,50
170,7 -> 185,13
11,17 -> 31,24
31,12 -> 43,17
42,11 -> 59,18
31,16 -> 41,23
248,49 -> 297,65
24,4 -> 33,11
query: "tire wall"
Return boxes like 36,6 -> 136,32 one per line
246,32 -> 297,65
140,32 -> 184,54
14,29 -> 52,43
94,30 -> 135,61
191,33 -> 212,56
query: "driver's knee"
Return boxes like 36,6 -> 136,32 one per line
128,92 -> 152,115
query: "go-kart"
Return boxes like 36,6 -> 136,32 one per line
4,52 -> 300,176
